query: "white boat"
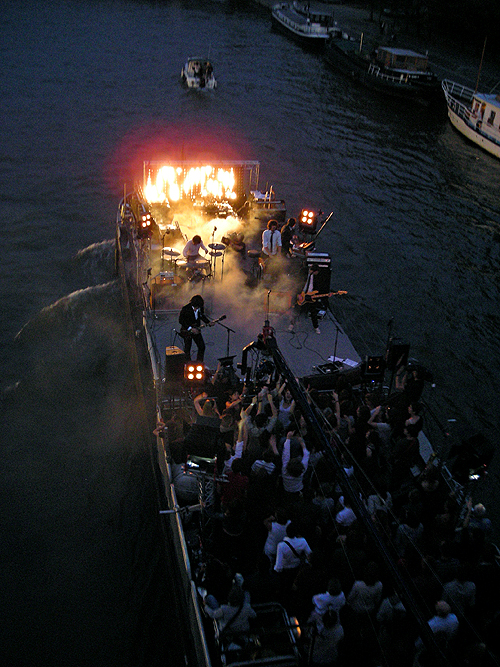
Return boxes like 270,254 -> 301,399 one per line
181,57 -> 217,89
271,1 -> 337,49
442,79 -> 500,159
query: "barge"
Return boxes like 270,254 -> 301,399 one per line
115,159 -> 488,667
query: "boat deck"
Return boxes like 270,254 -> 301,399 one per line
146,253 -> 360,381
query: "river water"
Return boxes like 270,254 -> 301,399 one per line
1,1 -> 500,665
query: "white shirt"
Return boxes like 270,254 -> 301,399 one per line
303,272 -> 315,294
264,520 -> 290,558
335,506 -> 357,526
183,238 -> 208,258
347,580 -> 383,614
312,591 -> 346,616
274,536 -> 312,572
415,612 -> 459,649
281,438 -> 309,493
223,440 -> 244,475
262,228 -> 282,256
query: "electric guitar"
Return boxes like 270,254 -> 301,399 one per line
179,315 -> 226,338
296,290 -> 347,306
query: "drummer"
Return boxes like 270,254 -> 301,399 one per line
183,235 -> 209,263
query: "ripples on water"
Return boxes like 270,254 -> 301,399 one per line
2,1 -> 500,664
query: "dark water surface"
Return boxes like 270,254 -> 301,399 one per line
2,1 -> 500,665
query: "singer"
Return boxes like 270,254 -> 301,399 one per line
179,294 -> 211,361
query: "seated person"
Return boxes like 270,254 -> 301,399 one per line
183,234 -> 209,262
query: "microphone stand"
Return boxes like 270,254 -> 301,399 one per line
211,226 -> 217,280
386,318 -> 397,396
333,323 -> 341,366
216,320 -> 235,357
171,329 -> 181,347
220,248 -> 225,283
263,290 -> 274,341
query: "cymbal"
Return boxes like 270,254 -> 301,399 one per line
247,249 -> 261,258
162,247 -> 180,257
209,243 -> 226,250
210,251 -> 223,257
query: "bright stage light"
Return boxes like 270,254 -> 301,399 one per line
184,362 -> 205,382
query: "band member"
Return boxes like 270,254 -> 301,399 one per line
262,219 -> 282,258
289,266 -> 321,334
280,217 -> 296,256
183,235 -> 209,262
262,219 -> 282,278
179,294 -> 210,361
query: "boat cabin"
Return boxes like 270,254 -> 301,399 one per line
376,47 -> 430,73
291,1 -> 335,27
471,92 -> 500,128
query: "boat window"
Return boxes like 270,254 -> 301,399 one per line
487,110 -> 495,125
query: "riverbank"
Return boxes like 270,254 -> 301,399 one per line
255,1 -> 499,90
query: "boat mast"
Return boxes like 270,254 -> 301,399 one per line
474,36 -> 487,94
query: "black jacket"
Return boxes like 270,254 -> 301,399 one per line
179,303 -> 209,332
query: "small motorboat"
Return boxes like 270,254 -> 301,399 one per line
181,57 -> 217,89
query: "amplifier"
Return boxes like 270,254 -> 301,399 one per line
306,252 -> 331,267
165,346 -> 186,383
151,277 -> 180,310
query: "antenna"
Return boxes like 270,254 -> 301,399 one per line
474,36 -> 487,94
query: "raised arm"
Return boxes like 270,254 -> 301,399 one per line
368,405 -> 382,425
332,391 -> 341,423
193,392 -> 207,416
299,437 -> 310,469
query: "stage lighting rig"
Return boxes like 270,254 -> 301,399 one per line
299,209 -> 319,234
184,362 -> 205,383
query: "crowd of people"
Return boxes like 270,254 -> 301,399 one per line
158,358 -> 500,667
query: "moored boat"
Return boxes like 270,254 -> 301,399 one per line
271,1 -> 337,49
441,79 -> 500,159
324,31 -> 442,105
181,57 -> 217,89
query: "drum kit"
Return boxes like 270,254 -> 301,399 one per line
161,242 -> 228,283
208,242 -> 227,281
162,246 -> 180,266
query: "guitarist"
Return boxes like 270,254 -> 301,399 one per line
289,266 -> 322,335
179,294 -> 211,361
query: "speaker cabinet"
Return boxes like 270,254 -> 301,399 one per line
306,253 -> 331,295
165,346 -> 186,383
151,273 -> 181,311
362,355 -> 385,381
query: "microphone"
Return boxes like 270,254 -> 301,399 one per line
213,226 -> 217,231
